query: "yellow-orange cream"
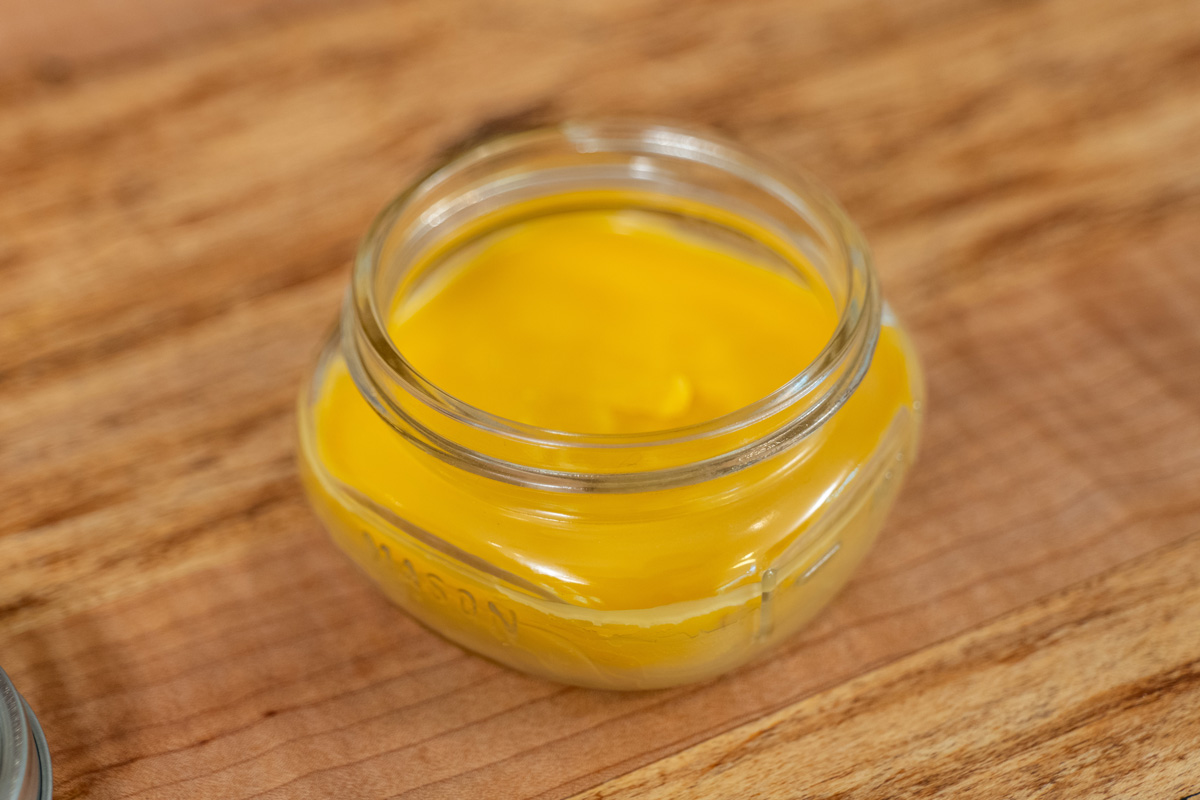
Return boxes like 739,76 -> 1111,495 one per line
300,208 -> 921,688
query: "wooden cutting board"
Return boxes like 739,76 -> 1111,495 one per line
1,0 -> 1199,798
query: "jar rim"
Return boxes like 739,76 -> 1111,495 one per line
345,119 -> 881,489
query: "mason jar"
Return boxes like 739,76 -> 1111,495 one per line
297,121 -> 924,690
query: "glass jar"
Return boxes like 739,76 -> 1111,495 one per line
0,668 -> 51,800
297,121 -> 924,690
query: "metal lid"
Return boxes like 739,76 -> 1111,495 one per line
0,667 -> 51,800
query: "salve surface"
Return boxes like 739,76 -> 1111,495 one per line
392,211 -> 837,434
303,206 -> 921,687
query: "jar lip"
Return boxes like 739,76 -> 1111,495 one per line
351,119 -> 879,454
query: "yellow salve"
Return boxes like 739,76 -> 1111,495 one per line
393,211 -> 837,435
300,204 -> 921,688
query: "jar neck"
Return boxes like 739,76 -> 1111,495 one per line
342,121 -> 881,492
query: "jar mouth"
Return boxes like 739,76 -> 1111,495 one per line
344,120 -> 880,488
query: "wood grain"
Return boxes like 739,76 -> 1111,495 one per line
0,0 -> 365,79
572,532 -> 1200,800
1,0 -> 1199,798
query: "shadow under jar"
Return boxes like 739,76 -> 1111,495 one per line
297,121 -> 924,690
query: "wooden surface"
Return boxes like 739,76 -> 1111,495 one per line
573,532 -> 1200,800
1,0 -> 1199,798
